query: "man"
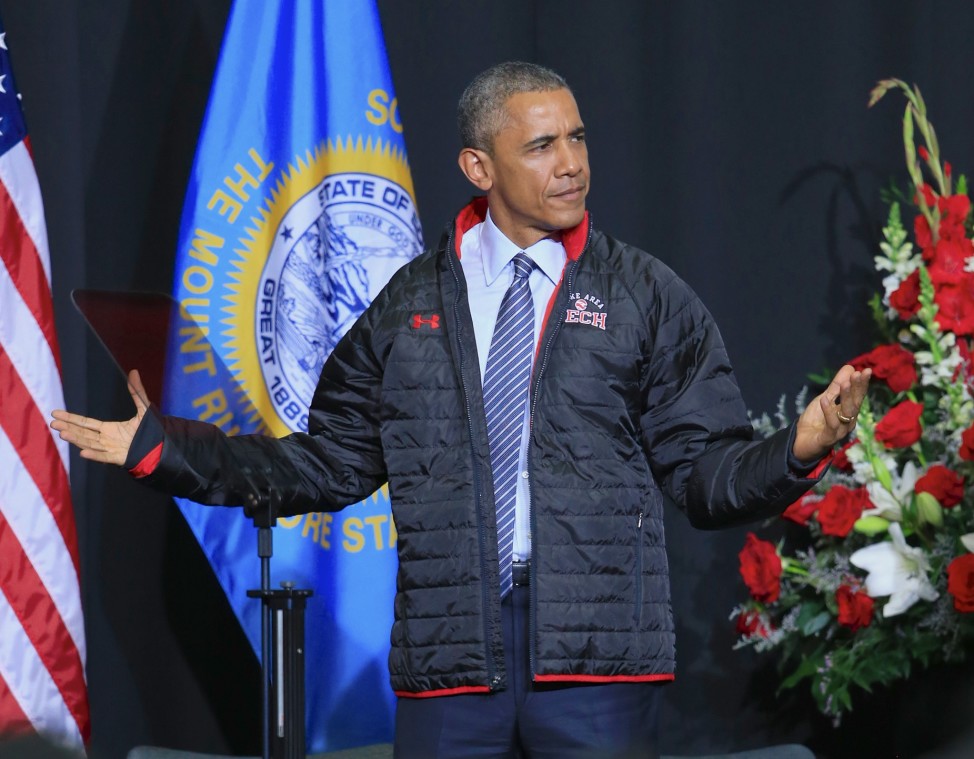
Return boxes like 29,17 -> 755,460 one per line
53,62 -> 870,758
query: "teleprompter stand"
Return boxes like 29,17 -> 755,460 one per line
246,482 -> 313,759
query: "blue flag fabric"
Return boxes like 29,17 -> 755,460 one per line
163,1 -> 422,750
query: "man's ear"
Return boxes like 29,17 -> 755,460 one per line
458,147 -> 493,192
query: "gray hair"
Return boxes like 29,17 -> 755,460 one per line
457,61 -> 570,153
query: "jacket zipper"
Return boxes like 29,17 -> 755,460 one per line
526,222 -> 593,679
444,232 -> 499,690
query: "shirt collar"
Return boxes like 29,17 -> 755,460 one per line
480,211 -> 566,287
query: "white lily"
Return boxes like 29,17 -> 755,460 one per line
849,522 -> 939,617
863,461 -> 918,522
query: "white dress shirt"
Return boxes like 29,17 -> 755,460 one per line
459,211 -> 567,561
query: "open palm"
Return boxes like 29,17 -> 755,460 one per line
50,369 -> 149,466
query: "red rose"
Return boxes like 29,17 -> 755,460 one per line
915,464 -> 965,508
933,277 -> 974,336
946,554 -> 974,613
782,494 -> 819,526
890,270 -> 921,320
815,485 -> 870,537
735,609 -> 772,638
874,400 -> 924,448
849,343 -> 917,393
836,584 -> 875,631
833,440 -> 856,472
738,532 -> 782,603
960,425 -> 974,462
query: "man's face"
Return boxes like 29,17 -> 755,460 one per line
476,88 -> 589,249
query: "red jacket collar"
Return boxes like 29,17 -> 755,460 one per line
452,197 -> 589,262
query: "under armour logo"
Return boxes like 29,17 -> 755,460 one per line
411,313 -> 441,329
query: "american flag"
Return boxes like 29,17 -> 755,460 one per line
0,19 -> 90,749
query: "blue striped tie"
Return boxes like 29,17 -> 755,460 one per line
483,252 -> 536,598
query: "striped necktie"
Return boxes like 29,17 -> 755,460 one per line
483,252 -> 536,598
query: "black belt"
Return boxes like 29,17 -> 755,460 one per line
512,560 -> 530,586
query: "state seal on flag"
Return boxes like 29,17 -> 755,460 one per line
225,139 -> 421,436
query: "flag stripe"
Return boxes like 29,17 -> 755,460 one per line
0,585 -> 84,747
0,255 -> 69,474
0,174 -> 62,374
0,425 -> 85,659
0,669 -> 32,737
0,346 -> 79,576
0,508 -> 88,743
0,140 -> 53,282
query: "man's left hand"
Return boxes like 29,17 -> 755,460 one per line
792,364 -> 872,464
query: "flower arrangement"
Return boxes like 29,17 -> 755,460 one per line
732,79 -> 974,722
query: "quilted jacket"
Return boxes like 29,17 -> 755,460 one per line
134,198 -> 824,696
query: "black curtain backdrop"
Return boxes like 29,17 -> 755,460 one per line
4,1 -> 974,757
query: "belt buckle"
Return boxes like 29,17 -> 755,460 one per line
512,560 -> 530,587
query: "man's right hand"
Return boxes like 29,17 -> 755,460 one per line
50,369 -> 149,466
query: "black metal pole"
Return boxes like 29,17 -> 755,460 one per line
248,583 -> 312,758
246,469 -> 310,759
257,525 -> 273,759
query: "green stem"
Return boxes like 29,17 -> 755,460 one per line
856,401 -> 894,493
912,443 -> 928,469
783,564 -> 810,577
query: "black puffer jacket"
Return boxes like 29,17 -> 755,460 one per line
137,198 -> 823,696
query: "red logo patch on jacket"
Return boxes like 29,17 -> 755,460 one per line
411,312 -> 441,330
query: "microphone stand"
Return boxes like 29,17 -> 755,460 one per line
245,472 -> 312,759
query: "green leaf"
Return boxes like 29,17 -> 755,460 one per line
850,671 -> 875,693
780,654 -> 821,690
802,611 -> 831,636
868,293 -> 890,336
837,688 -> 853,712
796,603 -> 831,636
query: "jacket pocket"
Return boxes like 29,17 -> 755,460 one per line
633,511 -> 645,626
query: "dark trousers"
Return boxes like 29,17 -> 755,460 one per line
394,584 -> 662,759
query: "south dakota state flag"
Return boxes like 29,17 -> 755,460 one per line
163,1 -> 421,750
